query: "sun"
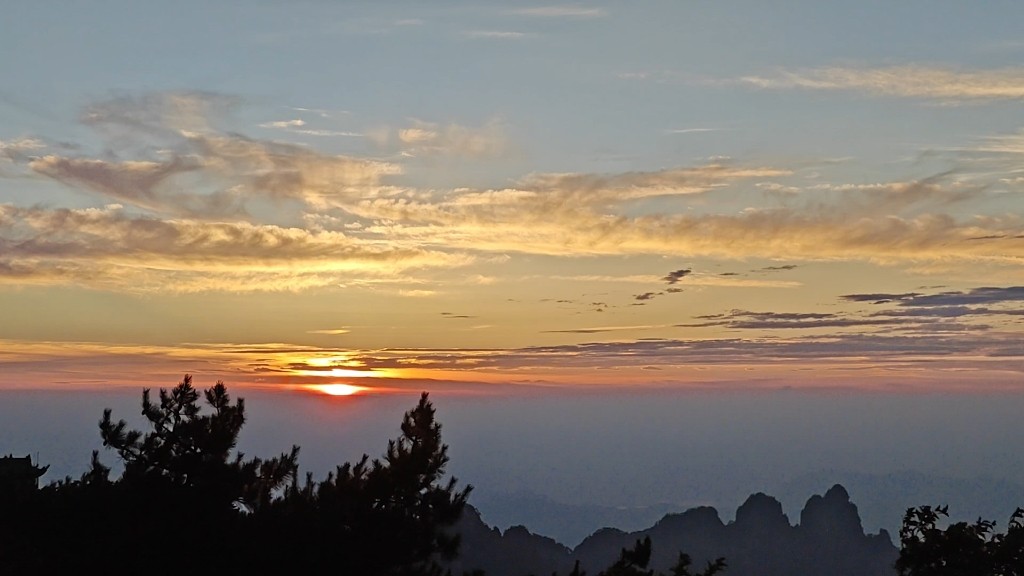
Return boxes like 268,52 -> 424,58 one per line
314,384 -> 366,396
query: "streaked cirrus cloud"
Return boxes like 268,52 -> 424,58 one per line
369,117 -> 510,158
13,93 -> 400,218
0,204 -> 470,292
5,90 -> 1024,297
507,6 -> 608,18
737,65 -> 1024,103
6,325 -> 1024,392
464,30 -> 533,40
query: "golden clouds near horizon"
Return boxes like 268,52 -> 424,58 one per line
289,355 -> 398,381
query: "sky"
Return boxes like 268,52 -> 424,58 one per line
3,1 -> 1024,539
2,1 -> 1024,393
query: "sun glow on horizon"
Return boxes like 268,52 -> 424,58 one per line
311,383 -> 367,396
298,367 -> 390,379
291,355 -> 396,380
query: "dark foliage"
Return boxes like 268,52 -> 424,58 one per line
0,375 -> 470,576
257,391 -> 472,575
598,537 -> 733,576
592,536 -> 726,576
897,504 -> 1024,576
666,553 -> 728,576
99,374 -> 300,514
601,536 -> 655,576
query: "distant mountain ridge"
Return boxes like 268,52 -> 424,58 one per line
472,489 -> 683,547
448,484 -> 898,576
772,470 -> 1024,536
473,470 -> 1024,546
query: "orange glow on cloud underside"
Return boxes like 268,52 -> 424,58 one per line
295,367 -> 392,379
3,339 -> 1024,394
289,354 -> 398,380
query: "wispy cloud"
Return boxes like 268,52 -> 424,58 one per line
546,274 -> 801,289
174,333 -> 1024,372
671,284 -> 1024,339
13,93 -> 398,218
260,119 -> 306,129
736,66 -> 1024,103
0,138 -> 47,164
369,117 -> 509,158
0,204 -> 469,292
841,292 -> 924,304
81,91 -> 240,134
29,155 -> 227,217
399,289 -> 437,298
259,118 -> 362,137
289,106 -> 347,118
507,6 -> 608,18
664,128 -> 720,134
464,30 -> 532,40
351,181 -> 1024,265
6,90 -> 1024,297
844,286 -> 1024,308
9,328 -> 1024,392
543,324 -> 668,334
662,268 -> 692,284
289,129 -> 363,137
681,309 -> 909,330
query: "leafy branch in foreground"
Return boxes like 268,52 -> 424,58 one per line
897,504 -> 1024,576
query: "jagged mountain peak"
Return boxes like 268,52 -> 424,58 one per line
734,491 -> 790,530
800,483 -> 864,538
652,505 -> 723,532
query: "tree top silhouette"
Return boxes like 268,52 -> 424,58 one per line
98,374 -> 298,512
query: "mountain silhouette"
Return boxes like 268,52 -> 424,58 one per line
471,489 -> 681,546
449,484 -> 897,576
449,506 -> 576,576
773,469 -> 1024,535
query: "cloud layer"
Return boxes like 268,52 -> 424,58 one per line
3,92 -> 1024,298
0,204 -> 467,291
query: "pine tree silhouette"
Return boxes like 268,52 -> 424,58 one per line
1,377 -> 471,575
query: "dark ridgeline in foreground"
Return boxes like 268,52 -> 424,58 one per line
448,484 -> 898,576
3,376 -> 1023,576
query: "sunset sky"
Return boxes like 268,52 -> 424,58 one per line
3,1 -> 1024,395
7,3 -> 1024,542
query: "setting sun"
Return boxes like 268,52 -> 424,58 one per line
312,384 -> 367,396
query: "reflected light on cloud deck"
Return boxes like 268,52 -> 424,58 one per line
308,368 -> 385,379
